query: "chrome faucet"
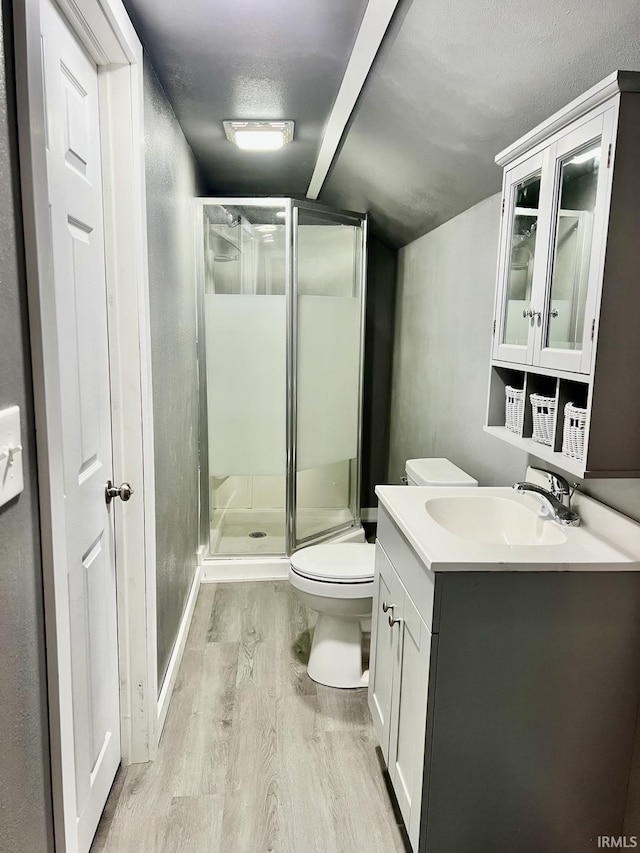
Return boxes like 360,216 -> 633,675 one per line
513,482 -> 580,527
529,466 -> 573,506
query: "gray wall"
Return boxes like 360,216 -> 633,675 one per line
144,57 -> 202,688
389,193 -> 525,487
0,1 -> 54,850
389,191 -> 640,519
361,235 -> 397,508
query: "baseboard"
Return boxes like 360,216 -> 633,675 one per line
201,557 -> 290,583
157,563 -> 202,739
361,507 -> 378,522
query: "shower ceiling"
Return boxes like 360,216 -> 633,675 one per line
124,0 -> 640,247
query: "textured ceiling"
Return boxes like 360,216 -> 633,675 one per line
320,0 -> 640,246
123,0 -> 369,196
125,0 -> 640,248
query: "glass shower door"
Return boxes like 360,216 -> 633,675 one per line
290,203 -> 366,550
203,201 -> 288,556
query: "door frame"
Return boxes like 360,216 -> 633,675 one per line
14,0 -> 157,849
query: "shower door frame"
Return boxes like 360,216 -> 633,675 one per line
196,197 -> 367,563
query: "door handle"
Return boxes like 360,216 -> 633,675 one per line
105,480 -> 134,505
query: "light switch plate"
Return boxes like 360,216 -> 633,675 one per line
0,406 -> 24,508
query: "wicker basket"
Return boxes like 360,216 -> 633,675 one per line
505,386 -> 525,434
562,402 -> 587,462
530,393 -> 556,445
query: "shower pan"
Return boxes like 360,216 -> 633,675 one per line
196,198 -> 367,570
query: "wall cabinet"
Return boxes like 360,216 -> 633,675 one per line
486,71 -> 640,476
370,503 -> 640,853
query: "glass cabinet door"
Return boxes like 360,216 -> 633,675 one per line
493,151 -> 551,365
534,111 -> 614,373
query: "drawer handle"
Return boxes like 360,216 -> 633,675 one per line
382,601 -> 395,614
388,614 -> 402,628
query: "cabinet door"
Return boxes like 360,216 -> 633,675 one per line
368,543 -> 397,762
493,149 -> 553,365
534,109 -> 615,373
388,585 -> 432,852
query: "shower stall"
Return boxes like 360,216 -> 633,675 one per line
197,198 -> 367,563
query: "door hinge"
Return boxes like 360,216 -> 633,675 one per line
493,319 -> 497,335
591,318 -> 596,341
607,143 -> 612,168
501,198 -> 505,217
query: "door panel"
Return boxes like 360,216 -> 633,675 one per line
493,151 -> 553,365
42,0 -> 120,848
534,110 -> 615,374
389,588 -> 431,851
368,543 -> 396,761
292,204 -> 364,549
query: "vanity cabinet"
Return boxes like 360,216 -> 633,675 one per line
486,71 -> 640,476
370,503 -> 640,853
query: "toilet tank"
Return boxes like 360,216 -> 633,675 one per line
405,458 -> 478,488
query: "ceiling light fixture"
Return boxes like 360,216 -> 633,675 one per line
224,120 -> 294,151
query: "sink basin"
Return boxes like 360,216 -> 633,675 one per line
424,495 -> 568,546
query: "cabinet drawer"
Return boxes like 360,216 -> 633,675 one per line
377,506 -> 438,632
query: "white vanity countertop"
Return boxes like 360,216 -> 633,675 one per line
375,485 -> 640,572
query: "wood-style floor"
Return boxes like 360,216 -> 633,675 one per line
92,581 -> 410,853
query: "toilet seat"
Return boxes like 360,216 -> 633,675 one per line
288,567 -> 374,600
290,543 -> 375,583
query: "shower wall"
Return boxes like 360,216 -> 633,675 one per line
144,57 -> 202,686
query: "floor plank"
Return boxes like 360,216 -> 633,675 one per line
185,583 -> 217,651
92,581 -> 409,853
157,795 -> 223,853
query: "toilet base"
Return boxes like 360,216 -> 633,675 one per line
307,613 -> 367,689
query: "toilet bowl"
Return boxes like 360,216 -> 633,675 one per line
289,458 -> 477,689
289,543 -> 375,689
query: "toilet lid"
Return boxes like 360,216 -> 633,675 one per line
406,457 -> 478,487
290,543 -> 375,583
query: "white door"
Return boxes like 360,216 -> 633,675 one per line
388,586 -> 431,852
368,543 -> 396,761
533,110 -> 615,375
493,149 -> 553,366
41,0 -> 120,849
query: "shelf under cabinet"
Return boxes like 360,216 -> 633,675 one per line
483,426 -> 586,477
491,359 -> 590,383
484,426 -> 640,479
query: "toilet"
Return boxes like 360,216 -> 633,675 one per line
288,458 -> 478,688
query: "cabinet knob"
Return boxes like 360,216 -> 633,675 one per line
388,614 -> 402,628
522,308 -> 533,319
550,308 -> 559,318
382,601 -> 395,614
